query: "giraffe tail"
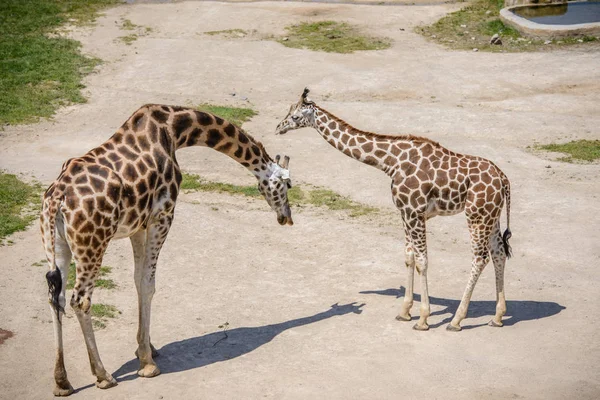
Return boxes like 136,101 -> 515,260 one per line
42,185 -> 65,315
501,178 -> 512,259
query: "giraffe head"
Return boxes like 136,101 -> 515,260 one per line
259,154 -> 294,226
275,88 -> 317,135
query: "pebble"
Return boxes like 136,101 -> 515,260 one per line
544,40 -> 552,45
490,34 -> 502,45
473,48 -> 479,52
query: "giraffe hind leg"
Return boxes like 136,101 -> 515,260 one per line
48,233 -> 74,396
489,222 -> 507,327
70,255 -> 117,390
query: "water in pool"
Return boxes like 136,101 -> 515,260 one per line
512,1 -> 600,25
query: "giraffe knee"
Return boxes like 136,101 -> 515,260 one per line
415,255 -> 428,275
70,294 -> 91,314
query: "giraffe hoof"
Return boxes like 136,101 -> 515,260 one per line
446,323 -> 462,332
138,364 -> 161,378
395,314 -> 412,322
488,319 -> 503,328
412,323 -> 429,331
95,375 -> 117,390
53,383 -> 74,396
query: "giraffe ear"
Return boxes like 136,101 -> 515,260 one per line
302,87 -> 310,99
281,155 -> 290,169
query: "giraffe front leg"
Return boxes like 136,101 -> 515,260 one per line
135,218 -> 172,378
396,241 -> 415,322
413,253 -> 430,331
410,219 -> 430,331
131,230 -> 159,360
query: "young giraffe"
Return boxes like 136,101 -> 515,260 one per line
41,104 -> 293,396
276,88 -> 512,332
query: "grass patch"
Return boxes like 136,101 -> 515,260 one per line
182,173 -> 261,197
0,0 -> 121,125
117,34 -> 138,45
279,21 -> 391,54
0,173 -> 41,243
537,140 -> 600,162
115,17 -> 152,45
416,0 -> 598,52
289,187 -> 378,217
91,303 -> 120,329
205,29 -> 248,37
196,104 -> 257,127
66,264 -> 116,290
182,174 -> 377,218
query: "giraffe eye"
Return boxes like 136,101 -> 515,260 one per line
291,115 -> 300,122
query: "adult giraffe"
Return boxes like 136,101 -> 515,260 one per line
276,88 -> 512,332
41,104 -> 293,396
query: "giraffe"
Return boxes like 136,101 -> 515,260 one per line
41,104 -> 293,396
276,88 -> 512,332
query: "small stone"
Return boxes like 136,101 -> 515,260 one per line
431,34 -> 437,38
229,92 -> 236,97
485,10 -> 492,15
241,96 -> 248,101
471,37 -> 476,40
460,24 -> 467,28
577,39 -> 583,43
473,48 -> 479,52
282,37 -> 289,41
544,40 -> 552,45
517,37 -> 527,42
490,34 -> 502,45
545,165 -> 552,169
399,28 -> 405,31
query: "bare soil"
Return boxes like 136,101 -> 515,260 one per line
1,1 -> 599,399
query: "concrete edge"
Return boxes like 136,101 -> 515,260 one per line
499,4 -> 600,39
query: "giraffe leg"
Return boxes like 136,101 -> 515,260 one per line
70,259 -> 117,389
447,222 -> 492,332
489,223 -> 507,327
136,217 -> 172,378
396,240 -> 415,322
130,230 -> 159,359
49,234 -> 74,396
410,218 -> 430,331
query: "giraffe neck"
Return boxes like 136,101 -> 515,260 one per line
155,107 -> 274,178
312,106 -> 417,177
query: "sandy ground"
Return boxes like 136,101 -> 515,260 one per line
1,1 -> 599,399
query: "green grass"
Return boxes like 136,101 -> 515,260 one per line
182,174 -> 378,218
117,34 -> 138,45
66,264 -> 116,290
0,0 -> 121,126
416,0 -> 598,52
279,21 -> 391,54
537,140 -> 600,162
182,173 -> 262,196
91,303 -> 120,329
0,173 -> 41,242
205,29 -> 248,37
196,104 -> 257,127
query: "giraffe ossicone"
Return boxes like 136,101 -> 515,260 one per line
276,88 -> 512,332
40,104 -> 293,396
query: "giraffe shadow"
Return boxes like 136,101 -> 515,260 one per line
110,302 -> 364,382
360,287 -> 565,330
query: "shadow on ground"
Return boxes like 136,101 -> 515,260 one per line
111,302 -> 364,382
360,287 -> 565,330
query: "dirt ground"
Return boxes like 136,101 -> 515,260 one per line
1,1 -> 599,399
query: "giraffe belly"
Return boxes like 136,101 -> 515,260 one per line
426,198 -> 465,218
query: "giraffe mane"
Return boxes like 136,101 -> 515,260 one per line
141,104 -> 274,163
315,105 -> 441,147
